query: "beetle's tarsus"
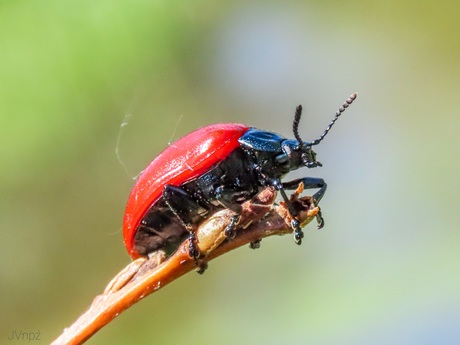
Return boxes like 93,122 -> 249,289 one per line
188,233 -> 200,261
291,219 -> 304,245
316,208 -> 325,229
224,214 -> 240,239
294,230 -> 303,245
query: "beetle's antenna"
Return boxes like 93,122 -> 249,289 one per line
293,105 -> 303,148
310,92 -> 358,146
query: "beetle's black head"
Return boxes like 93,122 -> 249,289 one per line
280,139 -> 321,170
238,93 -> 357,178
283,93 -> 358,171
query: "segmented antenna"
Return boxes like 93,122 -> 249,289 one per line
293,105 -> 303,148
310,92 -> 358,146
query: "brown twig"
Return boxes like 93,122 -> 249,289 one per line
51,186 -> 319,345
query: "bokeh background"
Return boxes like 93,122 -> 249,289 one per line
1,1 -> 459,344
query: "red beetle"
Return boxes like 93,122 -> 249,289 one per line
123,93 -> 357,261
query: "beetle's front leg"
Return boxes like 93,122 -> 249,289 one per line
282,177 -> 327,230
269,177 -> 327,245
269,179 -> 305,244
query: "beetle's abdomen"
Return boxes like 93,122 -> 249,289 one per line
133,198 -> 222,256
133,206 -> 188,256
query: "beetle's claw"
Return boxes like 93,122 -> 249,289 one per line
249,239 -> 261,249
316,208 -> 325,229
195,262 -> 208,274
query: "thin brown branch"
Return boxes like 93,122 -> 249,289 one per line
51,186 -> 319,345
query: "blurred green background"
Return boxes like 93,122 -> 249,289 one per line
1,1 -> 459,344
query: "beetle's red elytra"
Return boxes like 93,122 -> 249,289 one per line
123,124 -> 249,258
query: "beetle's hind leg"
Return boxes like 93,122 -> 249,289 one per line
162,184 -> 209,265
